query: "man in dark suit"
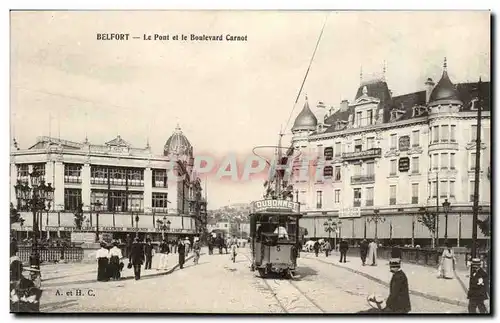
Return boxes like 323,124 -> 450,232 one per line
360,239 -> 369,266
339,239 -> 349,263
468,258 -> 489,313
178,239 -> 186,269
129,237 -> 145,280
385,258 -> 411,313
144,239 -> 154,270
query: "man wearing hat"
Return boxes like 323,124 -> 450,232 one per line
468,258 -> 489,313
129,237 -> 145,280
385,258 -> 411,313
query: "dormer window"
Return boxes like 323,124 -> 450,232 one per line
412,105 -> 428,117
470,98 -> 479,110
390,108 -> 405,122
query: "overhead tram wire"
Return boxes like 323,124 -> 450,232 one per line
283,13 -> 329,133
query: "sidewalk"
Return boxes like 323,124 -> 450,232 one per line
301,251 -> 469,307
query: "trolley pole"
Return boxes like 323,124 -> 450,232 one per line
471,78 -> 483,260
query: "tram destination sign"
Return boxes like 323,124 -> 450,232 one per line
251,200 -> 300,214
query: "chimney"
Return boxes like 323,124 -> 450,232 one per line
340,100 -> 349,112
425,78 -> 435,104
316,101 -> 326,125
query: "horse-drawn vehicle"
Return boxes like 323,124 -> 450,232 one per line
249,199 -> 302,278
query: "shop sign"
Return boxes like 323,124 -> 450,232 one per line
399,157 -> 410,172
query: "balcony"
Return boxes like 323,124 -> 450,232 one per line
64,176 -> 82,184
342,148 -> 382,162
350,175 -> 375,184
428,141 -> 459,153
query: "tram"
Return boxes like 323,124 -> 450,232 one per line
249,199 -> 302,278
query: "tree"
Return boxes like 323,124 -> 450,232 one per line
10,203 -> 24,226
418,212 -> 436,248
478,215 -> 490,237
74,203 -> 84,230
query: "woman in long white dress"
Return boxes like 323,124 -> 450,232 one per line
439,242 -> 456,279
366,240 -> 378,266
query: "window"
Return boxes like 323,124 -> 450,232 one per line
316,191 -> 323,209
91,191 -> 108,210
324,147 -> 333,160
411,157 -> 419,174
317,145 -> 323,158
153,169 -> 168,187
323,166 -> 333,178
109,168 -> 127,186
429,126 -> 433,144
431,181 -> 437,198
471,153 -> 476,170
353,188 -> 361,207
450,181 -> 455,197
441,125 -> 449,142
412,130 -> 420,147
356,112 -> 362,127
471,125 -> 477,142
108,190 -> 128,212
367,137 -> 375,149
450,125 -> 457,142
128,192 -> 144,212
440,181 -> 448,197
334,189 -> 341,204
389,185 -> 397,205
91,166 -> 108,184
433,126 -> 439,143
354,139 -> 362,152
469,181 -> 475,202
441,153 -> 449,169
390,134 -> 397,149
390,159 -> 397,175
16,164 -> 29,183
64,164 -> 83,184
334,166 -> 341,181
64,189 -> 82,211
152,192 -> 169,212
366,187 -> 374,206
411,183 -> 419,204
32,163 -> 46,177
335,142 -> 341,157
354,163 -> 362,176
366,162 -> 375,176
450,153 -> 456,169
127,169 -> 144,187
432,154 -> 438,170
368,110 -> 374,125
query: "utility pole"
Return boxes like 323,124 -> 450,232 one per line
471,78 -> 483,260
435,172 -> 439,248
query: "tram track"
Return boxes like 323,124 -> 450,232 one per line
242,251 -> 326,313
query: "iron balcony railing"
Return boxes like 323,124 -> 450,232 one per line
342,148 -> 382,161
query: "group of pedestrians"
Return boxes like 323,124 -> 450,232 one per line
96,236 -> 202,281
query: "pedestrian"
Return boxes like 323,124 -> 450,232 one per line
125,234 -> 133,258
171,240 -> 177,254
193,237 -> 201,265
208,237 -> 213,255
157,238 -> 170,270
313,240 -> 320,257
129,237 -> 145,280
144,239 -> 154,270
108,241 -> 123,280
339,239 -> 349,263
439,242 -> 456,279
468,258 -> 489,313
360,239 -> 369,266
385,258 -> 411,313
178,239 -> 186,269
367,239 -> 378,266
96,242 -> 110,282
184,237 -> 191,254
324,240 -> 331,257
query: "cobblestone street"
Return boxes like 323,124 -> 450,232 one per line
39,247 -> 469,313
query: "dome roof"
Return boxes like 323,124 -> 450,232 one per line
428,59 -> 463,106
164,124 -> 193,157
292,97 -> 318,132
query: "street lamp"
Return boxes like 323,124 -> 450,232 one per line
156,216 -> 171,241
442,199 -> 451,244
324,218 -> 341,249
92,201 -> 102,242
135,214 -> 140,238
14,170 -> 54,271
295,189 -> 299,203
367,209 -> 385,240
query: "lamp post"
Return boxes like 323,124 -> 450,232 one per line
156,216 -> 171,241
135,214 -> 140,238
366,209 -> 385,240
295,189 -> 299,203
92,201 -> 102,242
14,171 -> 54,271
324,218 -> 341,249
442,199 -> 451,244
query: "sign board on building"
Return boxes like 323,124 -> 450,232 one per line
339,207 -> 361,218
250,200 -> 300,214
399,157 -> 410,172
399,136 -> 410,151
71,232 -> 95,244
324,147 -> 333,160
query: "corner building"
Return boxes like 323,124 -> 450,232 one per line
10,125 -> 208,241
290,61 -> 490,246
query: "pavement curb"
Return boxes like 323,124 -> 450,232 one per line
309,256 -> 469,308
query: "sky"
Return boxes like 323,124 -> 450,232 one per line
10,11 -> 490,209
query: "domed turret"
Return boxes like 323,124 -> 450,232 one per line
164,124 -> 193,157
291,96 -> 318,132
428,58 -> 463,107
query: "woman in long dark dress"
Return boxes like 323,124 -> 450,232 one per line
178,240 -> 186,269
96,242 -> 110,282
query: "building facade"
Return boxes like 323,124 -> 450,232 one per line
289,60 -> 490,246
10,125 -> 208,241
